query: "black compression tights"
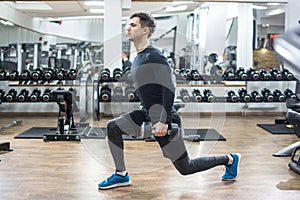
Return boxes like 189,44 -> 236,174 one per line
106,118 -> 229,175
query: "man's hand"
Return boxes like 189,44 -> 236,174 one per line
152,122 -> 168,137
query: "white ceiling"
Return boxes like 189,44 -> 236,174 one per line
3,1 -> 202,18
1,1 -> 286,26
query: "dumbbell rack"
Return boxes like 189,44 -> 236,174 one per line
241,80 -> 297,117
92,70 -> 140,121
92,66 -> 298,119
174,66 -> 298,116
0,68 -> 91,122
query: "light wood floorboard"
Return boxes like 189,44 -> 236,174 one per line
0,113 -> 300,200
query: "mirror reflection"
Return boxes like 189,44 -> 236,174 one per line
0,1 -> 286,84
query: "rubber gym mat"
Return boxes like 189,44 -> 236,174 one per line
257,124 -> 295,134
14,125 -> 106,139
14,127 -> 226,141
183,128 -> 226,141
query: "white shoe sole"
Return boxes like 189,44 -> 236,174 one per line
98,180 -> 132,190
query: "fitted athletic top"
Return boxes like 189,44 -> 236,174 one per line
131,45 -> 175,124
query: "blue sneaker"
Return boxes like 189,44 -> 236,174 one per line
98,172 -> 131,190
222,153 -> 241,181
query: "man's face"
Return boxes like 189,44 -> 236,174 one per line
127,17 -> 148,41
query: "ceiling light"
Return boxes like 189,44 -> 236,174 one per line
89,8 -> 105,14
165,5 -> 188,12
15,1 -> 52,10
84,1 -> 105,6
252,5 -> 268,10
46,16 -> 104,21
172,1 -> 194,5
267,3 -> 280,6
0,20 -> 14,26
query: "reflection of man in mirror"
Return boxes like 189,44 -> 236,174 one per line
122,51 -> 132,71
25,59 -> 32,70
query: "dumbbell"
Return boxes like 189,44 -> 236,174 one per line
192,89 -> 202,102
17,89 -> 29,102
273,89 -> 286,102
208,53 -> 218,64
180,89 -> 191,102
203,89 -> 215,102
269,68 -> 282,81
5,89 -> 17,102
67,69 -> 77,80
99,85 -> 111,102
223,68 -> 235,81
238,88 -> 251,102
20,70 -> 31,82
227,90 -> 239,102
141,121 -> 179,140
284,89 -> 297,100
281,69 -> 294,80
261,88 -> 274,102
246,68 -> 260,81
9,70 -> 19,80
236,67 -> 248,81
259,68 -> 271,80
0,89 -> 5,103
0,70 -> 7,80
113,68 -> 123,81
42,88 -> 52,102
30,88 -> 41,102
179,69 -> 188,80
100,68 -> 110,82
190,69 -> 202,81
125,85 -> 139,102
42,68 -> 55,81
31,68 -> 43,81
251,91 -> 262,102
56,69 -> 66,80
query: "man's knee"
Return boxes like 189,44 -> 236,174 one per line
174,163 -> 190,175
106,119 -> 118,135
172,153 -> 191,175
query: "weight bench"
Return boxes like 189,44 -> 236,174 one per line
273,98 -> 300,157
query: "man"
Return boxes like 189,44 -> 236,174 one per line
98,12 -> 241,190
122,51 -> 132,71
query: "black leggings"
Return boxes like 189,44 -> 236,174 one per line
106,109 -> 229,175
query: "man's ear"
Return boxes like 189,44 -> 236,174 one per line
142,27 -> 149,36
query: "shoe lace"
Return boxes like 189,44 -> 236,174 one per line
107,174 -> 119,183
225,165 -> 233,175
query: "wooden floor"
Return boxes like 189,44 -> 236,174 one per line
1,112 -> 300,200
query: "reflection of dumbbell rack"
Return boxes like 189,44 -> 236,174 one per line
0,68 -> 91,122
0,68 -> 79,85
93,67 -> 140,121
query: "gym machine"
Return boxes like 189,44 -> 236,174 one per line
42,89 -> 80,142
0,120 -> 20,158
273,27 -> 300,174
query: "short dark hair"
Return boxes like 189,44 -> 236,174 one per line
122,51 -> 130,57
130,12 -> 156,38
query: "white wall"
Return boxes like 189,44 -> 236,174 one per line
39,19 -> 103,43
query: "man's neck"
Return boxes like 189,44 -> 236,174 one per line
135,40 -> 150,53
